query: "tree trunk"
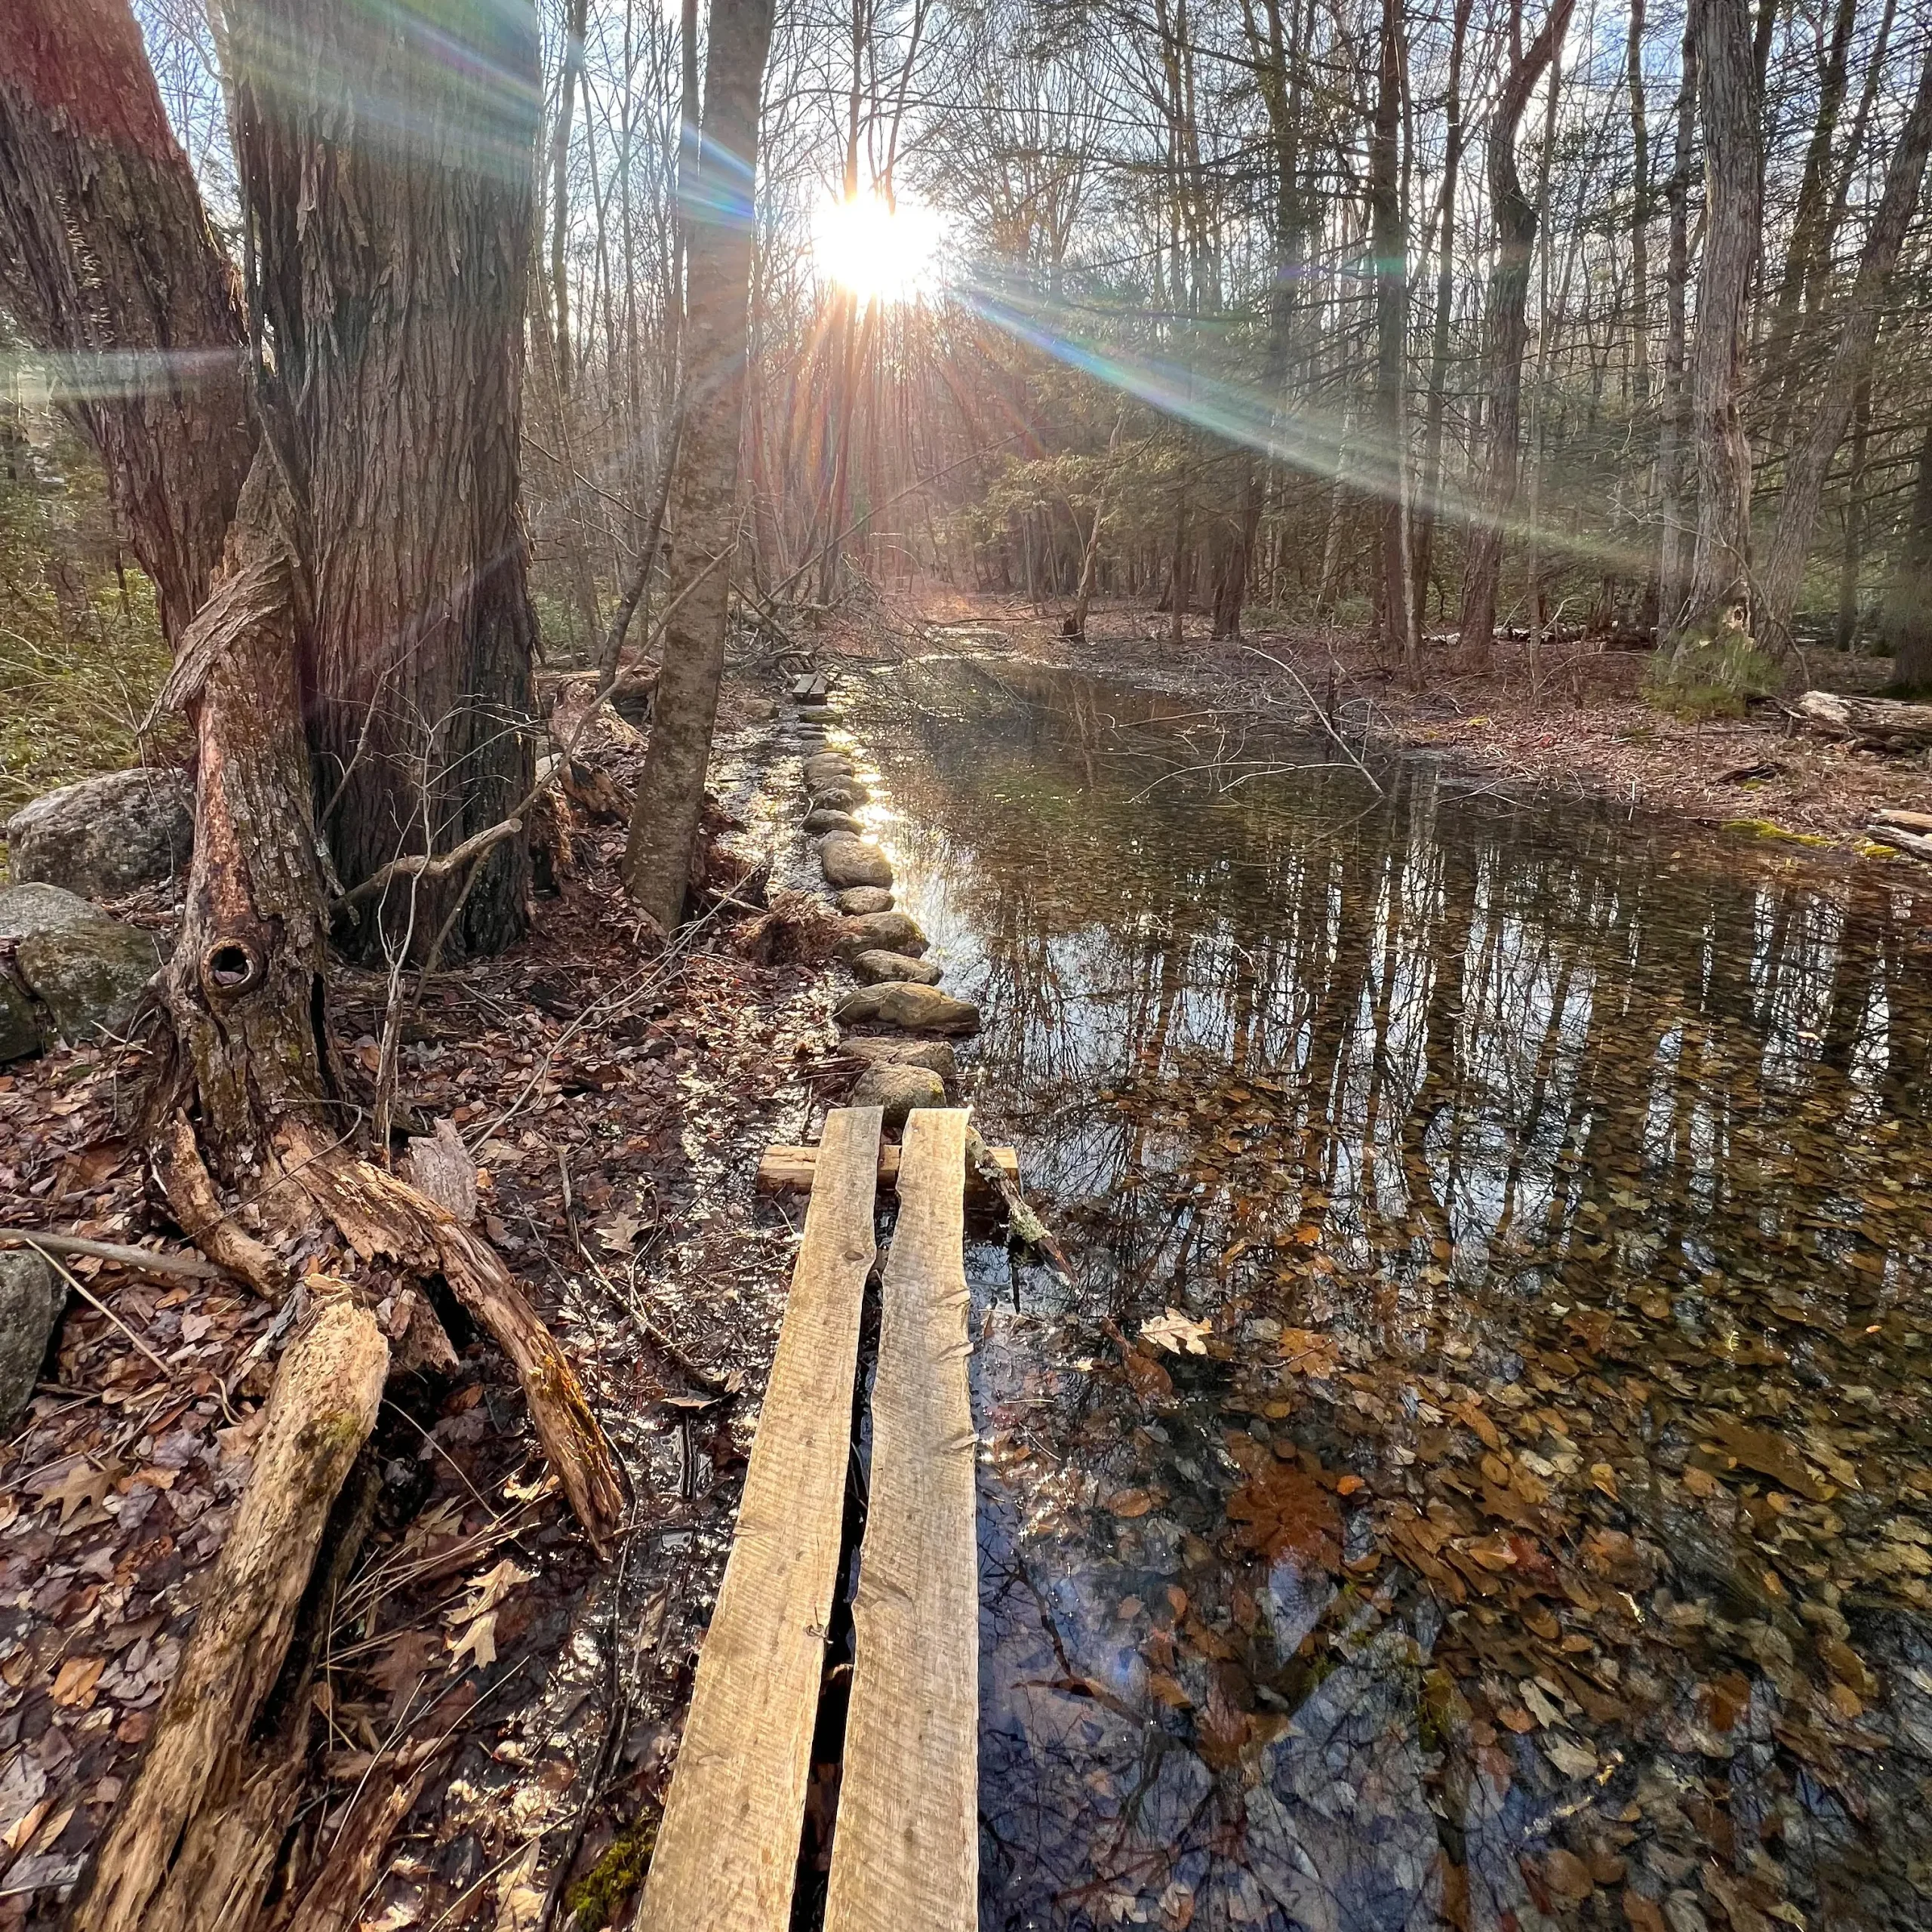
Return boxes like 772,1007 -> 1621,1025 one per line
229,0 -> 540,957
0,0 -> 253,648
1758,43 -> 1932,642
1887,420 -> 1932,691
1678,0 -> 1761,641
1371,0 -> 1414,671
1835,377 -> 1869,651
550,0 -> 590,391
622,0 -> 778,929
1458,0 -> 1576,656
1657,19 -> 1697,635
1413,0 -> 1474,623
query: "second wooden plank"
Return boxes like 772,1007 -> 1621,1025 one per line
823,1106 -> 978,1932
637,1105 -> 882,1932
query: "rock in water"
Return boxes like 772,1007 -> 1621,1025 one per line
0,883 -> 107,941
5,768 -> 192,897
797,704 -> 838,723
802,755 -> 854,790
835,983 -> 980,1035
15,921 -> 166,1042
820,834 -> 893,891
811,784 -> 867,812
839,1035 -> 958,1082
803,808 -> 863,835
835,910 -> 927,958
850,1063 -> 946,1134
0,1249 -> 63,1429
835,887 -> 894,915
851,948 -> 942,986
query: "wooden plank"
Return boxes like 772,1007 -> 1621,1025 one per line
823,1109 -> 978,1932
757,1141 -> 1017,1194
638,1106 -> 882,1932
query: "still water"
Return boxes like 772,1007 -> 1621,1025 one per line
839,657 -> 1932,1932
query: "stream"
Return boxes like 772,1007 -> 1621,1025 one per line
829,654 -> 1932,1932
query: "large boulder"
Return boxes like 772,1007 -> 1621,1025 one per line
5,768 -> 192,897
835,911 -> 927,958
0,882 -> 103,941
851,948 -> 941,986
0,1250 -> 63,1429
15,920 -> 166,1042
820,834 -> 892,891
835,983 -> 980,1035
849,1063 -> 946,1135
803,808 -> 863,835
840,1035 -> 958,1083
835,886 -> 893,915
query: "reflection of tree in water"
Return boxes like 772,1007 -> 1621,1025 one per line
855,662 -> 1932,1930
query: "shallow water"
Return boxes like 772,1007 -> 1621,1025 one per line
835,657 -> 1932,1932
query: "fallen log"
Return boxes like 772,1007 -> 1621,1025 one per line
1792,690 -> 1932,751
69,1294 -> 389,1932
1871,807 -> 1932,833
1866,821 -> 1932,863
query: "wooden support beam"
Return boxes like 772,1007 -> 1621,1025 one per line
758,1140 -> 1017,1195
638,1106 -> 883,1932
823,1108 -> 978,1932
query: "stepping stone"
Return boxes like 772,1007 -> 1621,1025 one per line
811,784 -> 866,812
834,983 -> 980,1035
836,887 -> 894,915
804,809 -> 863,835
849,1062 -> 946,1134
835,911 -> 927,958
851,949 -> 941,986
820,834 -> 892,891
798,704 -> 838,723
803,755 -> 854,790
838,1035 -> 958,1081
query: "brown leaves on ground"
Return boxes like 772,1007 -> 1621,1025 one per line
1222,1431 -> 1339,1571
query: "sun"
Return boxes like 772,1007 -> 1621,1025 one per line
811,191 -> 946,305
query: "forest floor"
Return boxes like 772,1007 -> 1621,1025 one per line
0,676 -> 866,1930
888,587 -> 1932,861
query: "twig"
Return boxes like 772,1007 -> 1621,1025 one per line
1238,643 -> 1385,795
0,1229 -> 230,1281
29,1244 -> 176,1377
339,817 -> 525,910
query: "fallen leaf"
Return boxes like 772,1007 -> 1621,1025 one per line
1624,1890 -> 1667,1932
51,1657 -> 103,1707
35,1460 -> 117,1527
1107,1487 -> 1161,1518
448,1611 -> 498,1674
1544,1849 -> 1595,1900
1141,1308 -> 1212,1355
1543,1734 -> 1598,1778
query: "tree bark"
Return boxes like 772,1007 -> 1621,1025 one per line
1887,420 -> 1932,690
0,0 -> 253,648
1656,20 -> 1697,634
1758,43 -> 1932,641
1371,0 -> 1414,671
1458,0 -> 1576,656
1678,0 -> 1761,641
622,0 -> 778,928
1413,0 -> 1474,623
550,0 -> 591,392
229,0 -> 540,957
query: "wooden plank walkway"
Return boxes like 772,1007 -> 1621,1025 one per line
823,1108 -> 980,1932
636,1106 -> 882,1932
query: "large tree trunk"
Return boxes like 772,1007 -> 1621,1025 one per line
0,0 -> 253,648
1655,21 -> 1697,635
1887,420 -> 1932,691
229,0 -> 540,957
1678,0 -> 1761,641
622,0 -> 779,929
1412,0 -> 1474,625
1371,0 -> 1414,671
1758,43 -> 1932,643
1457,0 -> 1577,656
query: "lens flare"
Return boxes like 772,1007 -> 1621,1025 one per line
812,192 -> 946,305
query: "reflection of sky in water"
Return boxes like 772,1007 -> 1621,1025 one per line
843,658 -> 1932,1932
